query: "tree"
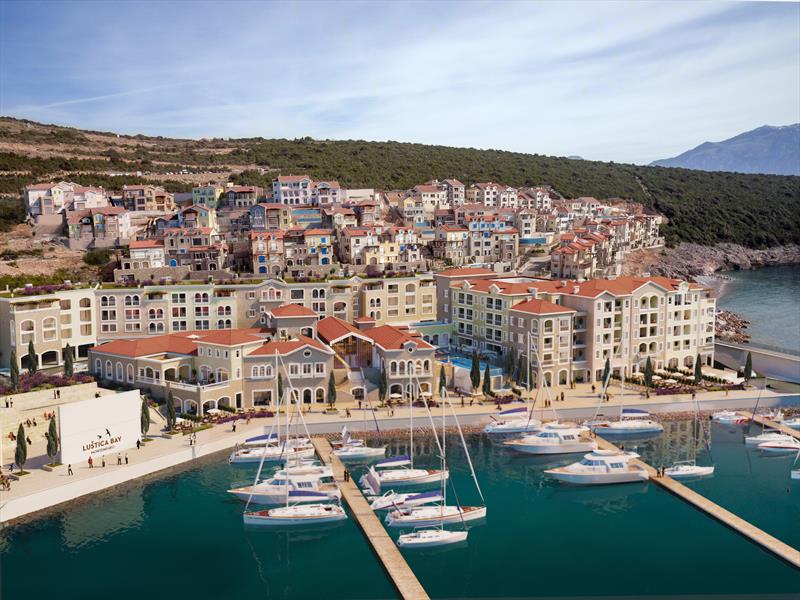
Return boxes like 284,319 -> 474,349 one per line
46,417 -> 59,465
378,363 -> 387,404
9,349 -> 19,391
140,396 -> 150,439
506,347 -> 516,379
602,357 -> 610,384
15,424 -> 27,472
327,371 -> 337,409
516,354 -> 525,386
744,352 -> 753,381
644,357 -> 654,388
439,365 -> 446,396
482,363 -> 492,397
694,354 -> 703,385
470,351 -> 481,393
277,373 -> 284,404
64,343 -> 74,378
27,339 -> 37,375
166,390 -> 177,430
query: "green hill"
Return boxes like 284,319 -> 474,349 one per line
0,117 -> 798,248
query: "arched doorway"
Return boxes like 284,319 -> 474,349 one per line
303,389 -> 312,404
41,350 -> 59,367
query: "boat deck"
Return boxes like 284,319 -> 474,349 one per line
311,437 -> 430,600
594,434 -> 800,570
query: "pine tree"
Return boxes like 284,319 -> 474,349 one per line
15,424 -> 27,472
644,357 -> 654,388
46,417 -> 59,465
140,396 -> 150,439
378,363 -> 387,404
439,365 -> 446,396
744,352 -> 753,381
27,340 -> 37,375
64,343 -> 74,378
9,349 -> 19,391
694,354 -> 703,384
327,371 -> 337,409
470,351 -> 481,393
166,390 -> 176,430
482,363 -> 492,397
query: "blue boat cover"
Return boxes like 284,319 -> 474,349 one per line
376,455 -> 411,467
288,490 -> 328,498
622,408 -> 649,415
499,407 -> 527,416
407,491 -> 442,501
246,433 -> 279,443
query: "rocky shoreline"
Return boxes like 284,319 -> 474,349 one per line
714,309 -> 751,344
647,243 -> 800,281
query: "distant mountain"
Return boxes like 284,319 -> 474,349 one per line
651,124 -> 800,176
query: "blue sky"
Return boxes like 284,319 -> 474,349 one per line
1,1 -> 798,164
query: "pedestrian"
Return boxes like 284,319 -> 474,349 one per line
136,439 -> 141,450
358,400 -> 362,410
57,389 -> 60,399
461,396 -> 465,408
560,391 -> 565,402
102,457 -> 106,468
125,454 -> 129,465
68,464 -> 73,476
469,399 -> 474,407
691,392 -> 696,401
3,400 -> 7,408
232,421 -> 237,433
26,436 -> 32,446
33,418 -> 37,427
88,456 -> 94,469
346,408 -> 351,418
246,416 -> 251,425
117,453 -> 122,465
53,390 -> 57,399
591,384 -> 596,394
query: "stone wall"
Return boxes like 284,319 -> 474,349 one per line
113,266 -> 237,283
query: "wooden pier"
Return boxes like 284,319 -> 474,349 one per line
745,412 -> 800,440
312,438 -> 430,600
595,435 -> 800,570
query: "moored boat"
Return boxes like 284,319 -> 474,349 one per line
369,490 -> 443,511
503,426 -> 597,455
385,505 -> 487,528
544,450 -> 649,485
243,503 -> 347,526
757,438 -> 800,452
664,460 -> 715,479
484,407 -> 542,435
712,410 -> 749,425
745,431 -> 795,445
227,466 -> 340,504
397,528 -> 468,548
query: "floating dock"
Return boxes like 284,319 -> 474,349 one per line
594,435 -> 800,570
312,437 -> 430,600
746,412 -> 800,440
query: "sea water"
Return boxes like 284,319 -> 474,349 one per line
2,427 -> 799,599
717,264 -> 800,353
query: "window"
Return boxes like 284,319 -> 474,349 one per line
42,317 -> 57,341
289,364 -> 299,376
315,363 -> 325,375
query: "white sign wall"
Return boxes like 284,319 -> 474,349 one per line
58,390 -> 142,464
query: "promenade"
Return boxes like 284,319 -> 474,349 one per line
1,381 -> 797,524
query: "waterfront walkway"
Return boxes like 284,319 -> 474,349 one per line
594,435 -> 800,570
312,437 -> 430,600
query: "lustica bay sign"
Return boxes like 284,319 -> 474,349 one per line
58,390 -> 142,464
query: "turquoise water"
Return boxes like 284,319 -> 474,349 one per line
718,264 -> 800,352
2,428 -> 800,599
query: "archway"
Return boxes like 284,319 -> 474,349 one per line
202,398 -> 217,413
558,370 -> 568,386
303,389 -> 312,404
41,350 -> 59,367
315,388 -> 325,404
21,353 -> 38,372
182,399 -> 198,414
217,396 -> 232,409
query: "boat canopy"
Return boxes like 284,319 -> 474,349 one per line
245,433 -> 279,444
288,490 -> 329,498
375,455 -> 411,468
407,491 -> 443,502
621,408 -> 650,418
499,407 -> 527,416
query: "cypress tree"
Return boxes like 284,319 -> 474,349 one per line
46,417 -> 59,465
694,354 -> 703,384
64,343 -> 74,378
277,373 -> 284,404
602,357 -> 611,384
327,371 -> 337,409
644,357 -> 654,388
482,363 -> 492,397
517,355 -> 526,388
15,424 -> 27,472
744,352 -> 753,381
166,390 -> 176,430
469,351 -> 481,393
9,349 -> 19,391
140,396 -> 150,438
506,347 -> 516,379
27,340 -> 37,375
378,364 -> 387,404
439,365 -> 446,396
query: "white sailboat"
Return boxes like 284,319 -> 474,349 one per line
666,391 -> 714,479
545,450 -> 649,485
332,408 -> 387,461
791,450 -> 800,480
745,430 -> 796,445
711,410 -> 749,425
243,352 -> 346,527
757,438 -> 800,452
368,490 -> 444,512
227,465 -> 341,504
782,416 -> 800,430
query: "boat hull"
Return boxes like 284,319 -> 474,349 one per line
504,440 -> 597,455
243,505 -> 347,526
665,465 -> 715,479
397,530 -> 468,548
229,447 -> 316,464
791,470 -> 800,480
545,468 -> 649,485
385,506 -> 487,528
333,446 -> 387,461
228,487 -> 340,505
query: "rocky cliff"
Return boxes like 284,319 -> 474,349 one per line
644,243 -> 800,280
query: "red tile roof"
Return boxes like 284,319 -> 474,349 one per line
317,316 -> 372,344
363,324 -> 433,351
277,175 -> 311,183
436,267 -> 495,277
509,298 -> 575,315
129,240 -> 164,249
269,303 -> 317,318
247,335 -> 331,356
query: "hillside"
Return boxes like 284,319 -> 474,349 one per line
0,117 -> 799,248
651,124 -> 800,176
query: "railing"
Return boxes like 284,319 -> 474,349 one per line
716,340 -> 800,358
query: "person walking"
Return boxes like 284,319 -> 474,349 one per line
68,464 -> 73,476
101,457 -> 106,468
232,421 -> 237,433
125,454 -> 129,465
560,391 -> 565,402
117,453 -> 122,465
88,456 -> 94,469
57,389 -> 61,399
136,439 -> 141,450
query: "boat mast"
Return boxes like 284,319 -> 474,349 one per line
409,369 -> 414,469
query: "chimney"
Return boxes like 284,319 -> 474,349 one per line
572,285 -> 580,294
354,316 -> 376,331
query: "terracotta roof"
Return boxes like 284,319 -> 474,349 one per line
90,334 -> 199,358
129,240 -> 164,249
303,228 -> 333,236
269,303 -> 317,318
440,225 -> 468,232
317,316 -> 372,344
436,267 -> 495,278
195,329 -> 265,346
247,335 -> 331,356
414,184 -> 441,193
353,316 -> 375,323
363,324 -> 433,351
509,298 -> 576,315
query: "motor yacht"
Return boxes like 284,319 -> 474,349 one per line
745,431 -> 795,446
664,460 -> 715,479
544,450 -> 649,485
243,503 -> 347,526
503,425 -> 597,455
591,409 -> 664,435
333,443 -> 386,461
711,410 -> 749,425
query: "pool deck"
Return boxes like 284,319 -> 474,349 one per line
311,437 -> 430,600
594,435 -> 800,570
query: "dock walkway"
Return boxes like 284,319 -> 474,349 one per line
594,435 -> 800,570
311,438 -> 430,600
746,412 -> 800,440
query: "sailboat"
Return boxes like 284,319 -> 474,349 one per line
665,392 -> 715,479
396,383 -> 486,547
359,373 -> 448,494
227,464 -> 341,504
484,333 -> 542,436
332,388 -> 387,461
243,352 -> 346,526
791,449 -> 800,480
389,376 -> 486,532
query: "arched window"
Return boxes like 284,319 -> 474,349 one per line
20,319 -> 35,344
315,388 -> 325,403
105,360 -> 113,379
251,366 -> 259,377
101,295 -> 116,307
42,317 -> 57,341
194,292 -> 208,303
423,359 -> 430,373
116,362 -> 123,381
124,295 -> 140,306
265,364 -> 273,378
95,358 -> 102,374
127,364 -> 134,383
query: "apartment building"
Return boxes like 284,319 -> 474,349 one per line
225,186 -> 263,208
25,182 -> 109,217
122,185 -> 175,212
432,225 -> 469,266
322,205 -> 358,229
162,227 -> 228,271
438,179 -> 465,206
179,204 -> 217,231
250,231 -> 285,276
446,275 -> 715,388
0,286 -> 97,371
466,183 -> 518,208
517,187 -> 553,211
192,185 -> 224,208
550,231 -> 619,280
65,207 -> 134,249
249,203 -> 292,231
122,240 -> 165,269
432,267 -> 497,322
360,274 -> 436,323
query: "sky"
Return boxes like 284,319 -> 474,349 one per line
1,1 -> 798,164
